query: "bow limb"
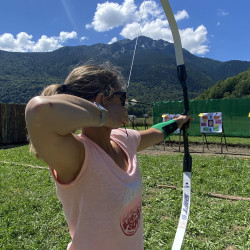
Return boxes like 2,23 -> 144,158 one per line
160,0 -> 184,66
160,0 -> 192,249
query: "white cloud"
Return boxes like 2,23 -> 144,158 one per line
59,31 -> 77,43
217,9 -> 230,16
89,0 -> 137,32
80,36 -> 88,41
120,19 -> 172,41
32,35 -> 62,52
0,32 -> 35,52
88,0 -> 209,55
108,37 -> 118,44
0,31 -> 77,52
139,0 -> 163,21
175,10 -> 189,21
180,25 -> 209,55
16,32 -> 35,50
85,24 -> 93,29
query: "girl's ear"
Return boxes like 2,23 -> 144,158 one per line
95,93 -> 105,105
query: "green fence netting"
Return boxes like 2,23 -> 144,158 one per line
153,98 -> 250,138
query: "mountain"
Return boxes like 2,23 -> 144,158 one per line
0,36 -> 250,105
196,68 -> 250,99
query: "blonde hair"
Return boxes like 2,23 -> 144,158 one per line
42,64 -> 125,100
41,84 -> 60,96
28,63 -> 124,157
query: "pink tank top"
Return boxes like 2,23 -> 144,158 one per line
51,129 -> 143,250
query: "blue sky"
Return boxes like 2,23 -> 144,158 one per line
0,0 -> 249,62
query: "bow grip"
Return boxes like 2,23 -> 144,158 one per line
177,65 -> 189,116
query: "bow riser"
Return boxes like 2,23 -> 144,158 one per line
177,65 -> 192,172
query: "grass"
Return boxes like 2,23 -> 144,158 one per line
140,154 -> 250,249
77,127 -> 250,146
166,134 -> 250,146
0,145 -> 249,249
0,146 -> 70,249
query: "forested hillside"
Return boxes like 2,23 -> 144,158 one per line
196,68 -> 250,99
0,36 -> 250,108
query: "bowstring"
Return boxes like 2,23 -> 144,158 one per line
127,0 -> 146,90
128,100 -> 183,111
124,0 -> 146,132
126,1 -> 182,129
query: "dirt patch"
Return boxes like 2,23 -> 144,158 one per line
139,142 -> 250,159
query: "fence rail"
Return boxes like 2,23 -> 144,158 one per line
0,103 -> 27,144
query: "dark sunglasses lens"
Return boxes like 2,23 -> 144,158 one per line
113,92 -> 127,106
120,92 -> 127,106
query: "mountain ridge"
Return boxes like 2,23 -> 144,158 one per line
0,36 -> 249,105
196,68 -> 250,99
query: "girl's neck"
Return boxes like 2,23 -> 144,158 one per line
82,127 -> 113,151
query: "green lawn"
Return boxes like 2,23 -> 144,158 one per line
0,145 -> 249,249
167,134 -> 250,146
123,121 -> 250,146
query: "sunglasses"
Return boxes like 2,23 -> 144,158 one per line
112,91 -> 127,106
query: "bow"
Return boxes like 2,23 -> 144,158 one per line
160,0 -> 192,249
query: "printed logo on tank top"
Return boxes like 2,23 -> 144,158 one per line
120,180 -> 142,236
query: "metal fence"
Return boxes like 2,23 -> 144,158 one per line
153,98 -> 250,138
